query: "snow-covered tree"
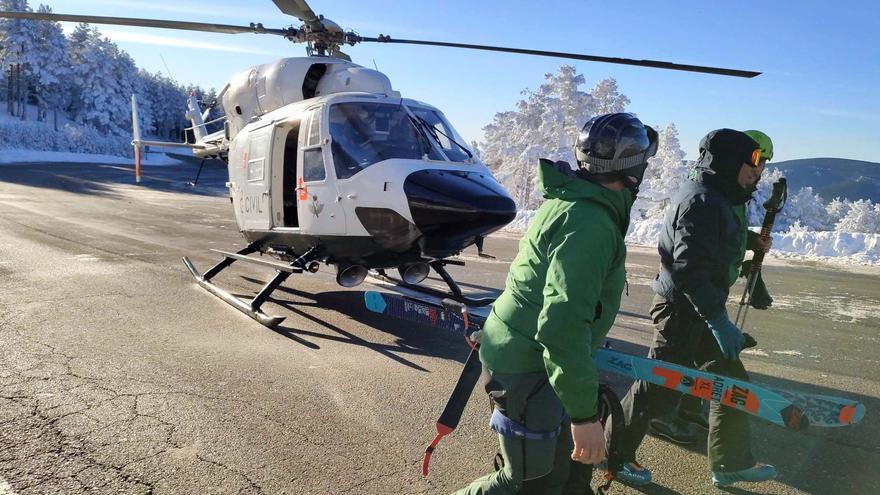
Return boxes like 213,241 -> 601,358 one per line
481,65 -> 625,210
67,24 -> 138,135
625,123 -> 690,243
826,197 -> 852,226
783,186 -> 831,231
746,167 -> 785,226
835,199 -> 880,233
31,4 -> 70,129
637,123 -> 689,211
590,78 -> 630,115
0,0 -> 41,119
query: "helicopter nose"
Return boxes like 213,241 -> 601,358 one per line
403,169 -> 516,257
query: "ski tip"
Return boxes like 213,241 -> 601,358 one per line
364,291 -> 387,313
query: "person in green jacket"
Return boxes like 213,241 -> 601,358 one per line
647,130 -> 774,445
455,113 -> 658,495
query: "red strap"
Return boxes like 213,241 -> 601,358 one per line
422,423 -> 454,476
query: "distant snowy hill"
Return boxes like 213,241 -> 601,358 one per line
772,158 -> 880,202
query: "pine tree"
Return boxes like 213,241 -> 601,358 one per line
31,4 -> 70,129
0,0 -> 41,119
66,24 -> 139,135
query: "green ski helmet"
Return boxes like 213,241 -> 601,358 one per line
744,130 -> 773,161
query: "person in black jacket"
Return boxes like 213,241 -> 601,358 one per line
607,129 -> 777,488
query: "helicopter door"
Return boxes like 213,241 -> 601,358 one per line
297,106 -> 346,234
240,124 -> 273,231
277,120 -> 301,228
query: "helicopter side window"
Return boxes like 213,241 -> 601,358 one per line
303,149 -> 325,182
329,102 -> 443,180
306,107 -> 322,147
302,108 -> 326,182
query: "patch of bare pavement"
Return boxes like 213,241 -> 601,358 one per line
0,162 -> 877,494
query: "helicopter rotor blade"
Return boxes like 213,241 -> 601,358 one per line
359,36 -> 760,78
0,11 -> 290,36
272,0 -> 320,24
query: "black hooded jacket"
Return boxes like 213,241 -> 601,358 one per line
651,129 -> 760,320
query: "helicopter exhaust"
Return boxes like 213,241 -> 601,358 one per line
336,263 -> 369,288
398,262 -> 430,285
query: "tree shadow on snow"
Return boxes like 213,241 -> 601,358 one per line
0,160 -> 228,197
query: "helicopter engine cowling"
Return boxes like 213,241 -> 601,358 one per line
403,169 -> 516,259
221,57 -> 399,140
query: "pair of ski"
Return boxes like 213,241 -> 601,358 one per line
363,290 -> 866,473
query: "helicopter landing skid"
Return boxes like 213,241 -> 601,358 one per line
181,243 -> 312,329
369,260 -> 496,308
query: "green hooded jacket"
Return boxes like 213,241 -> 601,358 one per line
479,159 -> 634,420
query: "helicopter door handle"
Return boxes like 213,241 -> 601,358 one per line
346,193 -> 357,199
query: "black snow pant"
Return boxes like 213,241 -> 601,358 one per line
610,293 -> 756,473
454,370 -> 595,494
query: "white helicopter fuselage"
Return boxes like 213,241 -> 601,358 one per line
225,91 -> 515,269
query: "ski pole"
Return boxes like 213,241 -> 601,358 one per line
734,178 -> 787,330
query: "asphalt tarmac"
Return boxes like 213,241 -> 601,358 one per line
0,161 -> 877,494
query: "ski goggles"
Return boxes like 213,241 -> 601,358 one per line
746,148 -> 763,167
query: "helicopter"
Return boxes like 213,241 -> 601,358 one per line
0,1 -> 760,329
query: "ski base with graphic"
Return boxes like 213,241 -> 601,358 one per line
363,290 -> 866,429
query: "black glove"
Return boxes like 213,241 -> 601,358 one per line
750,273 -> 773,309
740,260 -> 773,310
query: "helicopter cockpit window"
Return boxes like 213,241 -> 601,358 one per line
329,102 -> 444,180
406,106 -> 472,163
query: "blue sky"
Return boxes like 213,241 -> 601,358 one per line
40,0 -> 880,163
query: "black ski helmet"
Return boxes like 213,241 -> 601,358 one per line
575,112 -> 658,192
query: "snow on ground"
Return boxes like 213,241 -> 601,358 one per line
0,148 -> 190,166
772,291 -> 880,324
502,210 -> 880,266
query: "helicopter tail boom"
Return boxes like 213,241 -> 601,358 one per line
130,93 -> 222,182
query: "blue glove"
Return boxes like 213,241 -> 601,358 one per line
706,314 -> 745,359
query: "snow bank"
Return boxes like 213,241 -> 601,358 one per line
500,210 -> 880,265
626,215 -> 665,247
0,149 -> 189,166
0,119 -> 132,157
771,229 -> 880,264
